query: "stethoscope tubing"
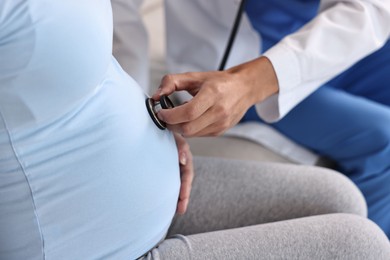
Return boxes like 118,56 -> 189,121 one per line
218,0 -> 247,71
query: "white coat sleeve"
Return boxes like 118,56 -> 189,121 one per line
111,0 -> 150,91
256,0 -> 390,122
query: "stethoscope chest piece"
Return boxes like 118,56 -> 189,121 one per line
146,95 -> 174,130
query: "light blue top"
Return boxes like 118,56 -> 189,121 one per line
0,1 -> 180,259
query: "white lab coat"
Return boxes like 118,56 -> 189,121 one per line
112,0 -> 390,122
112,0 -> 149,89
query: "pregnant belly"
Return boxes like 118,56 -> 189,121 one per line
1,59 -> 180,259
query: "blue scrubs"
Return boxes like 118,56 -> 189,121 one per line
0,1 -> 180,259
243,0 -> 390,237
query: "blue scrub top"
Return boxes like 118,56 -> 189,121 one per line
245,0 -> 320,52
0,1 -> 180,259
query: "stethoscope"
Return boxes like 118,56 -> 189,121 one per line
145,95 -> 175,130
146,0 -> 247,130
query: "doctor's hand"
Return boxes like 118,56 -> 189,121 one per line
174,133 -> 194,215
153,56 -> 279,137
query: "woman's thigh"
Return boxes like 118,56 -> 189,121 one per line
144,214 -> 390,260
167,157 -> 365,236
271,85 -> 390,236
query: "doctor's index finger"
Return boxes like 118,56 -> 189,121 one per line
152,73 -> 204,100
157,88 -> 214,125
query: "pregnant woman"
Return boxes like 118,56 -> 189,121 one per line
0,1 -> 389,259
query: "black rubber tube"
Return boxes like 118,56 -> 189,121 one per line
218,0 -> 247,71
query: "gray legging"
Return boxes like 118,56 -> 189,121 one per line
141,157 -> 390,259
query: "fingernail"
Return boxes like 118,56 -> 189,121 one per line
180,152 -> 187,165
156,87 -> 164,96
157,112 -> 164,121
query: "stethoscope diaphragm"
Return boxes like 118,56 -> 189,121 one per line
146,95 -> 174,130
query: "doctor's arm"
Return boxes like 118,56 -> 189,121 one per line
153,0 -> 390,137
258,0 -> 390,122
